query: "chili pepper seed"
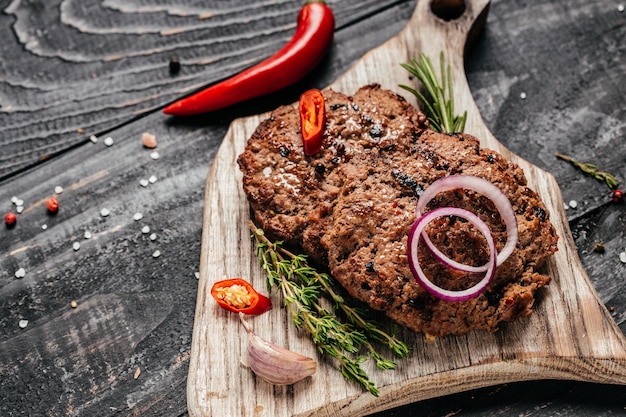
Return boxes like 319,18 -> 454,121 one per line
70,300 -> 78,309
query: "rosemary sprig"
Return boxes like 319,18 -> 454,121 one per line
400,52 -> 467,134
555,152 -> 619,189
249,220 -> 410,396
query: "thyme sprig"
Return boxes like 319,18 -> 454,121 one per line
400,52 -> 467,133
249,220 -> 410,396
555,152 -> 619,189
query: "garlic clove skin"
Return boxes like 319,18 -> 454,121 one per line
240,312 -> 317,385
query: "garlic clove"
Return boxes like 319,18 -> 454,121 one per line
239,312 -> 317,385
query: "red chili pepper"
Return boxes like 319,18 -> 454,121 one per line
299,88 -> 326,155
163,0 -> 335,116
210,278 -> 272,315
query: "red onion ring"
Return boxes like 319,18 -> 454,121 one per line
415,175 -> 518,273
407,207 -> 497,302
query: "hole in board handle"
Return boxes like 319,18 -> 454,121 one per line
430,0 -> 467,21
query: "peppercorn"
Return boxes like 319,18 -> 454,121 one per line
46,197 -> 59,213
169,57 -> 181,75
5,212 -> 17,227
612,189 -> 624,203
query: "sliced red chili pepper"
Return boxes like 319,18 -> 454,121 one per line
210,278 -> 272,315
299,88 -> 326,155
163,0 -> 335,116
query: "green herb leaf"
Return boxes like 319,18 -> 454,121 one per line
400,52 -> 467,134
555,153 -> 619,189
249,220 -> 410,396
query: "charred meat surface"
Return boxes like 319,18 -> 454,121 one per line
237,84 -> 558,337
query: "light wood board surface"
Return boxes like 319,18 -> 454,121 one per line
188,1 -> 626,416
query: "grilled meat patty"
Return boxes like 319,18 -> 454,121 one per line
237,84 -> 558,336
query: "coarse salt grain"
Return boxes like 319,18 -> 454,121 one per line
18,320 -> 28,329
195,272 -> 200,279
89,135 -> 99,143
619,4 -> 625,12
15,268 -> 26,278
142,132 -> 158,149
100,208 -> 110,217
141,225 -> 150,234
139,179 -> 149,187
133,212 -> 143,221
149,233 -> 157,241
42,224 -> 48,230
16,206 -> 24,214
104,137 -> 114,147
152,250 -> 161,258
73,242 -> 81,251
150,151 -> 160,160
11,196 -> 18,204
84,230 -> 92,239
620,251 -> 626,264
148,175 -> 157,184
520,92 -> 527,100
15,198 -> 24,207
568,200 -> 578,209
54,186 -> 64,194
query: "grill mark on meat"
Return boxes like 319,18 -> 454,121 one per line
237,84 -> 558,337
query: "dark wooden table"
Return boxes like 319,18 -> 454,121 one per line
1,0 -> 625,416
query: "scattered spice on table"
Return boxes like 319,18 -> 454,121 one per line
104,137 -> 114,147
5,212 -> 17,227
148,175 -> 157,184
142,132 -> 158,149
89,135 -> 98,144
134,367 -> 141,380
152,250 -> 161,258
73,242 -> 81,251
54,186 -> 64,194
133,212 -> 143,221
100,208 -> 110,217
70,300 -> 78,309
150,151 -> 160,160
18,320 -> 28,329
141,226 -> 150,234
14,267 -> 25,278
140,179 -> 149,187
84,230 -> 92,239
46,197 -> 59,214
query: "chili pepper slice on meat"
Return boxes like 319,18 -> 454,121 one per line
299,88 -> 326,155
163,0 -> 335,116
211,278 -> 272,315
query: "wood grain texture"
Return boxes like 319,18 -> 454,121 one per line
0,0 -> 409,179
1,0 -> 626,416
189,1 -> 626,416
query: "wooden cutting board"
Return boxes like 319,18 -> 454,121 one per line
188,1 -> 626,416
